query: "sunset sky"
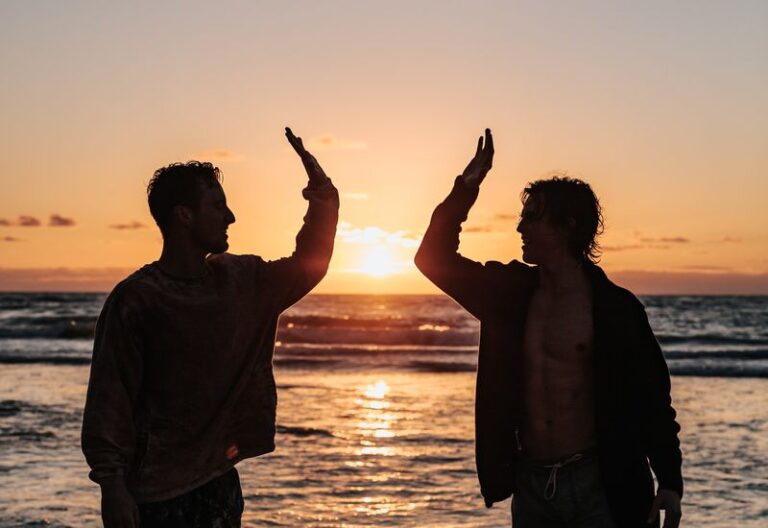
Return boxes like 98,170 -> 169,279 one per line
1,1 -> 767,293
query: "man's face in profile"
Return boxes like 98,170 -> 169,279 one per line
189,183 -> 236,254
516,195 -> 568,265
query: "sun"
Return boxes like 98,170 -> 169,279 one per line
359,246 -> 399,277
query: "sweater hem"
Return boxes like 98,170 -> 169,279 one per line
130,442 -> 275,504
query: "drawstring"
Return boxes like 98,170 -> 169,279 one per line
543,453 -> 583,500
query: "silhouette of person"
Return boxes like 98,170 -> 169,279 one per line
81,128 -> 339,527
415,129 -> 682,528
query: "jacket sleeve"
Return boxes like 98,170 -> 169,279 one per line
264,179 -> 339,311
630,301 -> 684,498
414,176 -> 488,319
81,286 -> 144,486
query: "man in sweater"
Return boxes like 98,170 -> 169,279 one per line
82,128 -> 339,527
415,129 -> 682,527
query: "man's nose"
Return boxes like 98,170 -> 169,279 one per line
227,208 -> 236,225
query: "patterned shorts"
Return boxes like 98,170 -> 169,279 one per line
138,468 -> 244,528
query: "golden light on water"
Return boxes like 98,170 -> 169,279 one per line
364,380 -> 390,399
356,380 -> 397,456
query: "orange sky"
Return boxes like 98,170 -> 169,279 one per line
1,2 -> 767,293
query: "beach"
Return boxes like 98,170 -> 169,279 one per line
1,294 -> 767,526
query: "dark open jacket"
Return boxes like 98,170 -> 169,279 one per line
415,177 -> 683,527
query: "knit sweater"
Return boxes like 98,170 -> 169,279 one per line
81,182 -> 338,503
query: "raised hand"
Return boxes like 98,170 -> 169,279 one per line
285,127 -> 330,186
461,128 -> 494,187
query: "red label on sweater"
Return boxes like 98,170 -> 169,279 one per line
225,444 -> 239,460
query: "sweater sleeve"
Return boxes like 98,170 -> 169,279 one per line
414,176 -> 488,319
264,179 -> 340,311
631,301 -> 684,498
81,285 -> 144,485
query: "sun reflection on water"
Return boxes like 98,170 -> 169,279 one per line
355,380 -> 397,456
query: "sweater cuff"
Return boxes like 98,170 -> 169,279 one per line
302,178 -> 339,207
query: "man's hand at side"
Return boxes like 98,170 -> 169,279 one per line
285,127 -> 330,186
100,477 -> 139,528
647,488 -> 682,527
461,128 -> 494,187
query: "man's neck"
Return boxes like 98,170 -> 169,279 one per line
158,242 -> 208,279
537,254 -> 589,294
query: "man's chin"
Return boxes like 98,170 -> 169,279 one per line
521,249 -> 538,265
209,241 -> 229,254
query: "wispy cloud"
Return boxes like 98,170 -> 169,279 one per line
1,236 -> 23,242
678,265 -> 733,272
18,215 -> 41,227
494,213 -> 518,221
193,149 -> 245,163
0,218 -> 11,226
305,135 -> 367,151
463,225 -> 504,234
0,267 -> 134,292
336,221 -> 420,248
638,236 -> 690,244
341,192 -> 369,201
603,244 -> 645,252
49,214 -> 76,227
608,269 -> 768,294
720,236 -> 742,243
110,221 -> 147,230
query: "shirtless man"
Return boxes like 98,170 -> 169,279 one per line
82,128 -> 338,527
415,129 -> 682,527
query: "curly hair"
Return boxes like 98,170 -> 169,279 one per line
520,176 -> 604,263
146,161 -> 222,235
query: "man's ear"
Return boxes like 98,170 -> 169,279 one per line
173,205 -> 194,227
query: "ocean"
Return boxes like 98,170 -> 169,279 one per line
0,293 -> 766,526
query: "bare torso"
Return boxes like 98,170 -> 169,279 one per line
520,278 -> 596,460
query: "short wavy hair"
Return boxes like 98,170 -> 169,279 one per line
147,161 -> 222,235
521,176 -> 604,263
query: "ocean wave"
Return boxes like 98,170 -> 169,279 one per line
667,363 -> 768,378
0,316 -> 97,339
276,425 -> 334,438
657,334 -> 768,346
277,327 -> 479,347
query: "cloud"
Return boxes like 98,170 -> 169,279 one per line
49,214 -> 76,227
336,222 -> 420,248
608,269 -> 768,295
305,135 -> 367,151
603,244 -> 645,252
638,236 -> 689,244
0,267 -> 134,292
341,192 -> 369,201
193,149 -> 245,162
463,225 -> 503,234
0,218 -> 11,226
678,265 -> 733,272
18,215 -> 41,227
720,236 -> 742,243
110,221 -> 147,230
493,213 -> 518,221
1,236 -> 23,242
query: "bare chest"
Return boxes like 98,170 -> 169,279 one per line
523,291 -> 594,366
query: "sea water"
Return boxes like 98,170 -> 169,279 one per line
0,294 -> 766,526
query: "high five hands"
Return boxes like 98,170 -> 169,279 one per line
285,127 -> 330,186
461,128 -> 494,187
